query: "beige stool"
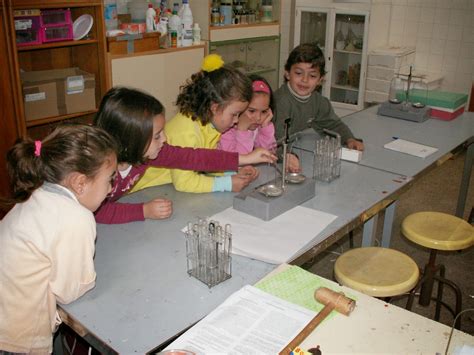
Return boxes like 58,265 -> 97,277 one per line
334,247 -> 419,298
401,211 -> 474,329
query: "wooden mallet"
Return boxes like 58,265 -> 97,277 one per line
279,287 -> 356,355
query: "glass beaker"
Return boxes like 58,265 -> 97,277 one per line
410,79 -> 428,108
388,76 -> 405,108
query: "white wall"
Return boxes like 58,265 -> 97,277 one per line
387,0 -> 473,94
281,0 -> 473,95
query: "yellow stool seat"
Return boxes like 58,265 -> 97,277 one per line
401,212 -> 474,251
334,247 -> 420,298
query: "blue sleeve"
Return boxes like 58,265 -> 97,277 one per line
212,175 -> 233,192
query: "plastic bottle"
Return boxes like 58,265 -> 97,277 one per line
168,6 -> 181,47
192,23 -> 201,45
146,3 -> 157,32
103,0 -> 118,31
181,0 -> 193,47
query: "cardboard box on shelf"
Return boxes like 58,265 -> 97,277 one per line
21,68 -> 96,121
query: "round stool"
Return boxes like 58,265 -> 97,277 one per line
334,247 -> 419,298
401,211 -> 474,329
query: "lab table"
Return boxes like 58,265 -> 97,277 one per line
341,107 -> 473,246
59,106 -> 473,352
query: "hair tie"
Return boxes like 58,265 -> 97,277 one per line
34,140 -> 42,157
252,80 -> 271,95
201,54 -> 224,73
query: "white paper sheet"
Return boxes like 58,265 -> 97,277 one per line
165,285 -> 315,354
205,206 -> 337,264
384,138 -> 438,158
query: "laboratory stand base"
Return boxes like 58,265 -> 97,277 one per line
377,101 -> 431,122
233,178 -> 316,221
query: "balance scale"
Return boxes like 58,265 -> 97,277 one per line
233,124 -> 320,221
377,67 -> 431,123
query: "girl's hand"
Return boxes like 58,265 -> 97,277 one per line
346,138 -> 364,151
286,153 -> 301,173
231,166 -> 259,192
239,148 -> 277,165
261,108 -> 273,127
143,198 -> 173,219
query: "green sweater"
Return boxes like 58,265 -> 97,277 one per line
274,84 -> 355,143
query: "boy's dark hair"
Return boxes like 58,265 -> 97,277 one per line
176,65 -> 252,125
248,74 -> 275,112
6,124 -> 117,203
284,43 -> 326,78
94,87 -> 164,165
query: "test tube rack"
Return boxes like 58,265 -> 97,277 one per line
185,218 -> 232,288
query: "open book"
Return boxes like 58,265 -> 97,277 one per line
165,285 -> 315,354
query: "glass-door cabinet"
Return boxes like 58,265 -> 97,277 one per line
294,6 -> 369,116
210,36 -> 280,90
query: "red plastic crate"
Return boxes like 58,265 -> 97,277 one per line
14,14 -> 42,46
40,9 -> 73,43
41,24 -> 73,42
40,9 -> 72,26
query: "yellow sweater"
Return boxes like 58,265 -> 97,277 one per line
132,112 -> 222,193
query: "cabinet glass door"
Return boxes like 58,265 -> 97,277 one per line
298,10 -> 328,51
330,13 -> 366,106
294,8 -> 331,96
210,36 -> 280,89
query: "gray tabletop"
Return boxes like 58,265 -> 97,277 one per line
61,186 -> 275,354
343,106 -> 474,177
61,150 -> 410,353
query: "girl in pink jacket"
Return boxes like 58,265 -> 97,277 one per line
219,75 -> 300,172
218,75 -> 276,154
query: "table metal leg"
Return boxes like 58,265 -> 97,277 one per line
381,200 -> 397,248
361,214 -> 378,247
456,137 -> 474,218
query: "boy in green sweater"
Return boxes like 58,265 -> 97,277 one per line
274,43 -> 364,150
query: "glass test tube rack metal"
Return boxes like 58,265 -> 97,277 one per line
291,129 -> 342,183
185,218 -> 232,288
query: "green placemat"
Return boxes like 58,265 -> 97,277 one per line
255,265 -> 356,313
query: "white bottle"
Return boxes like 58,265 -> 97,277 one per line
169,7 -> 181,47
181,0 -> 193,47
146,3 -> 157,32
192,23 -> 201,45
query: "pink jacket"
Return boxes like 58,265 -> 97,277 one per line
218,123 -> 276,154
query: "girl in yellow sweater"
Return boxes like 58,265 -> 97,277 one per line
133,55 -> 261,193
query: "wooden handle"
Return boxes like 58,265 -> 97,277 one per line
278,304 -> 334,355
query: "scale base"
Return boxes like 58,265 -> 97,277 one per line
378,101 -> 431,122
233,178 -> 316,221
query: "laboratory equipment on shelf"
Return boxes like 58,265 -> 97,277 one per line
378,66 -> 431,122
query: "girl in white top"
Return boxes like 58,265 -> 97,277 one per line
0,125 -> 118,354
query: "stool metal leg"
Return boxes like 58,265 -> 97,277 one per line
434,265 -> 445,322
419,249 -> 438,306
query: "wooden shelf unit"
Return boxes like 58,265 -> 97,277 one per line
0,0 -> 107,202
6,0 -> 107,138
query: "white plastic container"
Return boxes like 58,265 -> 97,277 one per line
181,0 -> 193,47
104,0 -> 118,31
192,23 -> 201,45
146,4 -> 157,32
168,8 -> 181,47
